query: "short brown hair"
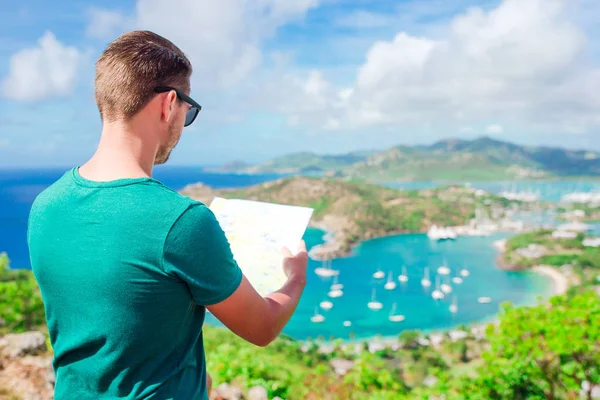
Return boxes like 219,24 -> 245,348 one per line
95,30 -> 192,122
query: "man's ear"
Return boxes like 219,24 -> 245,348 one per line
161,90 -> 178,123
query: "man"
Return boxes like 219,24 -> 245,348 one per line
27,30 -> 308,400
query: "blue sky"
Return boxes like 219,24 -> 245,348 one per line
0,0 -> 599,167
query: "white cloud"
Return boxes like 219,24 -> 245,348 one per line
86,0 -> 318,90
86,8 -> 128,39
272,0 -> 600,137
485,124 -> 504,134
1,32 -> 83,101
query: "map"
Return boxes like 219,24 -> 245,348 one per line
209,197 -> 314,296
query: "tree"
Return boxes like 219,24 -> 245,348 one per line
462,293 -> 600,400
0,253 -> 46,333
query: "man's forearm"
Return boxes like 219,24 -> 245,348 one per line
263,274 -> 306,341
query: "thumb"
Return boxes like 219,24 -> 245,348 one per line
297,240 -> 307,254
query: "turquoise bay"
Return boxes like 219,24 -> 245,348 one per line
207,229 -> 554,340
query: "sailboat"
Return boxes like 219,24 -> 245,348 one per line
449,296 -> 458,313
421,267 -> 432,288
398,265 -> 409,283
384,271 -> 397,290
431,276 -> 444,300
311,308 -> 325,323
319,299 -> 333,310
452,267 -> 463,284
460,263 -> 470,277
373,267 -> 385,279
367,288 -> 383,310
437,259 -> 451,275
315,259 -> 339,277
388,302 -> 405,322
330,275 -> 344,291
440,277 -> 453,294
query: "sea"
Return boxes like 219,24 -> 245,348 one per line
2,166 -> 598,340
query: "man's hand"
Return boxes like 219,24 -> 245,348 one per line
281,240 -> 308,283
207,240 -> 309,347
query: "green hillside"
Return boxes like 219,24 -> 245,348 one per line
225,137 -> 600,180
181,176 -> 516,257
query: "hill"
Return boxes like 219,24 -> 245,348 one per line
180,176 -> 517,258
224,137 -> 600,180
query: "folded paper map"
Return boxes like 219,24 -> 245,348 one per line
209,197 -> 313,296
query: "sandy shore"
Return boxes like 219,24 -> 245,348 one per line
532,266 -> 569,295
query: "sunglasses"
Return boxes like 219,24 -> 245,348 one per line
154,86 -> 202,127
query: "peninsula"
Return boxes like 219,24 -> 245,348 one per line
180,176 -> 525,259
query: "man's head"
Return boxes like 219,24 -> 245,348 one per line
95,31 -> 198,164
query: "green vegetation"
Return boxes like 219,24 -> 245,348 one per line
0,252 -> 45,334
2,249 -> 600,399
226,137 -> 600,180
182,176 -> 519,256
421,293 -> 600,400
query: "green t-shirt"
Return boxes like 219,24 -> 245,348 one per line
27,168 -> 242,400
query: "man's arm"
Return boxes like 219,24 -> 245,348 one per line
207,243 -> 308,347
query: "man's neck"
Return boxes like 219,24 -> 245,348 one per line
79,122 -> 158,182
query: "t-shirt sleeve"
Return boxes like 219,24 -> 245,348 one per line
162,203 -> 243,306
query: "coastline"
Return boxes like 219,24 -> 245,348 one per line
532,266 -> 569,296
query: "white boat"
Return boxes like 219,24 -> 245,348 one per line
330,274 -> 344,291
367,288 -> 383,310
311,308 -> 325,323
427,225 -> 457,241
431,276 -> 444,300
449,296 -> 458,313
452,268 -> 463,284
343,320 -> 352,327
373,268 -> 385,279
388,302 -> 405,322
421,267 -> 432,288
478,297 -> 492,304
319,300 -> 333,310
460,264 -> 470,277
328,289 -> 344,298
315,259 -> 340,277
398,265 -> 409,283
384,271 -> 397,290
437,259 -> 451,275
440,281 -> 453,294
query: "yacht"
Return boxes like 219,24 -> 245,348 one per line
367,288 -> 383,310
388,302 -> 405,322
328,289 -> 344,298
384,271 -> 397,290
437,259 -> 451,275
452,267 -> 463,284
319,299 -> 333,310
373,267 -> 385,279
330,274 -> 344,291
311,308 -> 325,323
440,280 -> 453,294
398,265 -> 409,283
478,297 -> 492,304
449,296 -> 458,313
421,267 -> 432,288
343,320 -> 352,327
460,263 -> 470,277
431,276 -> 444,300
315,259 -> 340,277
